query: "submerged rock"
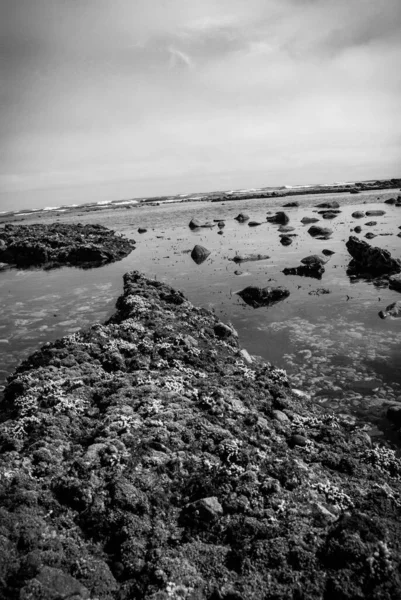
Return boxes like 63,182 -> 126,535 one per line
0,223 -> 135,269
366,210 -> 385,216
379,300 -> 401,319
352,211 -> 365,218
248,221 -> 264,227
346,236 -> 401,275
237,285 -> 290,307
191,245 -> 211,265
283,255 -> 326,279
189,219 -> 215,230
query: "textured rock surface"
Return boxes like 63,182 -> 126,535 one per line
308,225 -> 333,238
0,223 -> 135,268
190,245 -> 211,265
346,236 -> 401,275
1,271 -> 401,599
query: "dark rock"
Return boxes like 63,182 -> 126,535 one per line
0,223 -> 134,269
280,235 -> 293,246
248,221 -> 263,227
346,236 -> 401,275
349,188 -> 360,194
214,322 -> 238,340
354,226 -> 362,233
289,434 -> 307,447
301,217 -> 319,224
365,221 -> 377,227
365,232 -> 376,239
301,254 -> 328,266
387,405 -> 401,426
316,201 -> 340,209
352,211 -> 365,218
366,210 -> 385,216
237,285 -> 290,308
379,300 -> 401,319
308,225 -> 333,238
191,245 -> 211,265
217,230 -> 223,235
230,254 -> 270,263
322,249 -> 335,256
189,218 -> 203,229
321,212 -> 339,219
234,213 -> 250,223
283,201 -> 299,207
278,225 -> 295,232
389,274 -> 401,292
384,198 -> 396,205
266,212 -> 289,225
217,221 -> 225,229
138,227 -> 147,233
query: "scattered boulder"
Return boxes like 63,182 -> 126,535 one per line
379,300 -> 401,319
322,249 -> 335,256
248,221 -> 263,227
365,232 -> 377,239
278,225 -> 295,232
189,218 -> 203,229
366,210 -> 385,216
266,211 -> 289,225
280,235 -> 293,246
237,285 -> 290,308
191,245 -> 211,265
308,225 -> 333,239
365,221 -> 377,226
301,217 -> 319,224
354,226 -> 362,233
346,236 -> 401,275
234,213 -> 250,223
138,227 -> 147,233
230,254 -> 270,263
352,211 -> 365,218
301,254 -> 328,266
384,198 -> 396,205
217,221 -> 225,229
316,201 -> 340,209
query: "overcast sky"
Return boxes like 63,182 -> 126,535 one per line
1,0 -> 400,211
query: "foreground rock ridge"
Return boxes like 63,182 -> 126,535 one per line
0,223 -> 135,268
1,271 -> 401,600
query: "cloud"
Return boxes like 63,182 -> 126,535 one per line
168,47 -> 194,70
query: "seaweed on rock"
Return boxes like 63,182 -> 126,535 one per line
0,271 -> 401,599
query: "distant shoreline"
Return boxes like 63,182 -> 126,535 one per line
1,177 -> 400,222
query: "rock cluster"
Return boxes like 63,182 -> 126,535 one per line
0,223 -> 135,268
346,236 -> 401,275
0,271 -> 401,598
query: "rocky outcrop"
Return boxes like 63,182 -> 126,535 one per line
1,271 -> 401,599
266,211 -> 289,225
237,285 -> 290,307
0,223 -> 135,268
346,236 -> 401,275
191,245 -> 211,265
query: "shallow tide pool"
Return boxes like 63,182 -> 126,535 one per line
1,189 -> 400,433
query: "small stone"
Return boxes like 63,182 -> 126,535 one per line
289,434 -> 307,447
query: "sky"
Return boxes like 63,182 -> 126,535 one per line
0,0 -> 400,211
